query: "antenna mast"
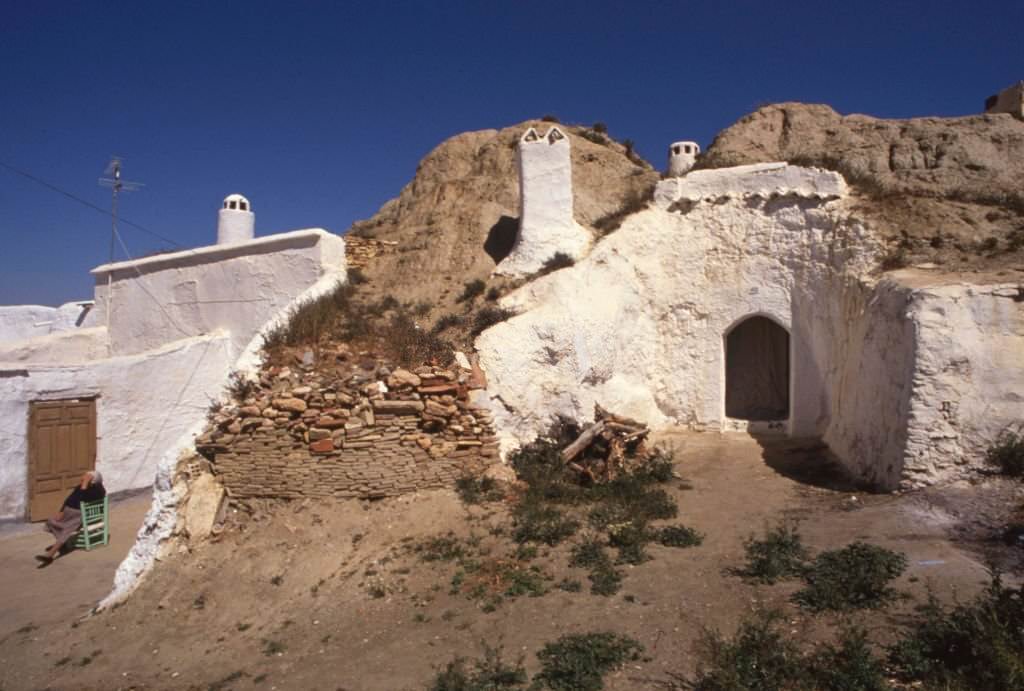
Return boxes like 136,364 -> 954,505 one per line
98,157 -> 144,329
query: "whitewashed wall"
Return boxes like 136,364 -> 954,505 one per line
0,302 -> 95,343
0,334 -> 232,519
0,228 -> 347,520
92,228 -> 346,357
900,280 -> 1024,488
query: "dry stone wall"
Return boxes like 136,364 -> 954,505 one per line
196,348 -> 498,500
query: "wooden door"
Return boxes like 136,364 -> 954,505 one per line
28,399 -> 96,521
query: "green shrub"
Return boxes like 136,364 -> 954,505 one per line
226,371 -> 257,402
535,632 -> 643,691
416,534 -> 469,562
455,476 -> 504,505
809,627 -> 890,691
986,426 -> 1024,477
795,542 -> 906,612
432,313 -> 465,333
536,252 -> 575,277
471,307 -> 516,336
608,521 -> 652,565
541,114 -> 560,123
383,312 -> 453,365
512,504 -> 579,546
457,279 -> 487,303
657,525 -> 704,548
592,122 -> 608,134
692,612 -> 891,691
592,184 -> 656,235
738,521 -> 809,584
429,644 -> 528,690
888,572 -> 1024,690
692,610 -> 805,691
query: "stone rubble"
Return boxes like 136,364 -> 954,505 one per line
196,345 -> 499,501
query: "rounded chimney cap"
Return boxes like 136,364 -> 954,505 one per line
222,193 -> 251,212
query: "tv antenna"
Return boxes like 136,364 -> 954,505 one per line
98,157 -> 144,263
98,157 -> 143,330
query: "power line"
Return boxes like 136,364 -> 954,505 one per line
0,160 -> 183,248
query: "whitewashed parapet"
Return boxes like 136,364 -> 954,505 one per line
654,162 -> 848,207
91,228 -> 346,358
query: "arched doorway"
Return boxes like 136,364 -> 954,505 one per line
724,315 -> 790,421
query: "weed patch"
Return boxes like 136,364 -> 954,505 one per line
536,252 -> 575,277
737,521 -> 809,584
592,184 -> 656,235
471,306 -> 516,336
888,571 -> 1024,690
429,643 -> 528,690
455,476 -> 505,505
657,524 -> 704,548
986,425 -> 1024,477
795,542 -> 906,612
535,632 -> 643,691
691,611 -> 889,691
457,279 -> 487,303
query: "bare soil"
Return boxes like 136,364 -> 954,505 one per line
1,433 -> 1020,691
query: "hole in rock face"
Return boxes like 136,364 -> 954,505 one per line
484,215 -> 519,264
725,316 -> 790,421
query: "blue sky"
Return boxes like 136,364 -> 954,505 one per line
1,1 -> 1021,306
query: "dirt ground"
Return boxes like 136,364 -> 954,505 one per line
0,492 -> 151,641
1,433 -> 1020,691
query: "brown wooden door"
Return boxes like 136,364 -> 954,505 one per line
28,399 -> 96,521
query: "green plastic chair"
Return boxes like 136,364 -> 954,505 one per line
75,496 -> 109,550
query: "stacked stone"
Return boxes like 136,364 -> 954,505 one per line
196,351 -> 498,501
344,237 -> 398,270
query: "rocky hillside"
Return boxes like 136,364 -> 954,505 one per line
347,120 -> 658,314
701,103 -> 1024,270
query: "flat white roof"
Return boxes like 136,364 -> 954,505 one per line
91,228 -> 333,276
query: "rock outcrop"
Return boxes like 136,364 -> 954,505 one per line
700,103 -> 1024,269
347,121 -> 658,315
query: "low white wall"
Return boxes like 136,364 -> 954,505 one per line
91,228 -> 346,357
0,302 -> 95,343
0,327 -> 109,365
900,280 -> 1024,487
0,333 -> 233,520
814,278 -> 917,489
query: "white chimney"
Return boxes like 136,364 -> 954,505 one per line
217,193 -> 254,245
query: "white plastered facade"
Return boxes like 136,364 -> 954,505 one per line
477,162 -> 1024,490
0,228 -> 347,521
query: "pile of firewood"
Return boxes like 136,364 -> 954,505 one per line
560,405 -> 653,482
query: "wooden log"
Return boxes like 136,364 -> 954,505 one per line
560,420 -> 607,463
594,403 -> 645,429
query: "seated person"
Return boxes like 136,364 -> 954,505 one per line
36,470 -> 106,566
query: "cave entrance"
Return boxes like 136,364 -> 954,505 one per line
724,315 -> 790,422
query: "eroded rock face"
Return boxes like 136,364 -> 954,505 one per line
699,103 -> 1024,268
347,121 -> 658,314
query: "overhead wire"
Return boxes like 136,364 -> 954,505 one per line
0,160 -> 183,248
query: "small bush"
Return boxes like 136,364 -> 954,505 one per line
457,279 -> 487,303
471,307 -> 516,336
535,632 -> 643,691
512,504 -> 579,546
795,542 -> 907,612
485,286 -> 502,301
692,612 -> 890,691
383,312 -> 453,365
692,610 -> 805,691
878,246 -> 908,271
455,476 -> 504,505
657,525 -> 704,548
536,252 -> 575,277
432,313 -> 465,333
416,534 -> 469,562
888,571 -> 1024,690
592,122 -> 608,134
577,129 -> 608,145
608,521 -> 652,565
592,184 -> 656,235
225,371 -> 258,402
986,425 -> 1024,477
737,521 -> 809,584
541,114 -> 560,123
430,644 -> 528,690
